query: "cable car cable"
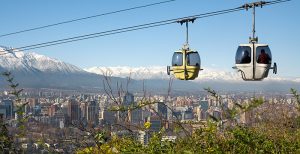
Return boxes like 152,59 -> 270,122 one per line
3,0 -> 288,52
2,0 -> 290,53
0,0 -> 176,38
18,22 -> 176,51
8,7 -> 246,52
3,7 -> 244,52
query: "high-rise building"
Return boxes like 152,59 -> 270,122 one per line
102,110 -> 116,125
130,108 -> 142,124
123,92 -> 134,106
86,101 -> 98,125
24,104 -> 31,115
48,104 -> 59,117
80,102 -> 87,120
149,116 -> 162,132
200,99 -> 209,111
184,108 -> 194,120
0,105 -> 6,119
119,92 -> 134,122
53,109 -> 65,128
213,110 -> 221,120
33,105 -> 41,115
1,99 -> 13,119
157,102 -> 168,120
67,99 -> 80,123
28,98 -> 39,111
199,99 -> 209,120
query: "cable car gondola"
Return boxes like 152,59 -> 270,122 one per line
233,2 -> 277,81
167,18 -> 202,80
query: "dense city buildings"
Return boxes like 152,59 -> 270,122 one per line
0,89 -> 299,153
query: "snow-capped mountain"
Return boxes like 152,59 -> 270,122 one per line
84,66 -> 300,92
0,45 -> 299,92
84,66 -> 170,80
84,66 -> 292,82
0,46 -> 114,89
0,46 -> 84,74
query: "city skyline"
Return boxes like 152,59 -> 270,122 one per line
1,87 -> 298,152
1,1 -> 299,153
1,0 -> 299,78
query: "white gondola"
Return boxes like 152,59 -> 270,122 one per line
233,1 -> 277,81
234,43 -> 277,80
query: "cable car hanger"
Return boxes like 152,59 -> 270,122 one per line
177,18 -> 196,49
243,1 -> 265,43
233,1 -> 277,81
167,18 -> 203,80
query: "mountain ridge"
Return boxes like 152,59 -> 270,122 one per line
0,46 -> 299,92
0,46 -> 85,74
0,46 -> 113,90
84,66 -> 299,82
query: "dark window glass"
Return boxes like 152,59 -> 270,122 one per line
256,46 -> 272,64
187,52 -> 200,66
172,52 -> 183,66
236,46 -> 251,64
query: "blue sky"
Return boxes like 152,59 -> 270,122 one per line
1,0 -> 299,77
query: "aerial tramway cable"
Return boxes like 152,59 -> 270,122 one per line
1,0 -> 290,53
0,0 -> 176,38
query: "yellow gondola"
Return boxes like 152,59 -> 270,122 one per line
167,18 -> 203,80
168,47 -> 201,80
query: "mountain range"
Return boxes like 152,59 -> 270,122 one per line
0,46 -> 109,90
84,66 -> 300,83
0,46 -> 299,93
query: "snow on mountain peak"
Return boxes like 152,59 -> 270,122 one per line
84,66 -> 298,82
0,46 -> 84,73
85,66 -> 169,80
84,66 -> 244,81
1,46 -> 297,83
